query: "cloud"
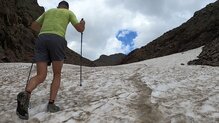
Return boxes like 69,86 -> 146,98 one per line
117,30 -> 130,39
37,0 -> 217,60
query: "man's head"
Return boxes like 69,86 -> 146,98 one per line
58,1 -> 69,9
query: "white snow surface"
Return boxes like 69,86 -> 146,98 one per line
0,47 -> 219,123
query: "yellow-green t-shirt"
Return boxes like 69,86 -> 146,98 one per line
36,8 -> 79,38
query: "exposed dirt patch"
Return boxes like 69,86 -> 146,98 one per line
127,71 -> 163,123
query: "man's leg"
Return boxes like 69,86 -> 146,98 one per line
25,62 -> 48,93
49,61 -> 63,101
17,62 -> 47,120
47,61 -> 63,112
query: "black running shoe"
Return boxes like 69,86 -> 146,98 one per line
47,103 -> 60,113
16,91 -> 30,120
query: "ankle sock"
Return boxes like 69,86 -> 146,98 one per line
49,100 -> 54,104
25,91 -> 31,94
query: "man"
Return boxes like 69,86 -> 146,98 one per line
16,1 -> 85,120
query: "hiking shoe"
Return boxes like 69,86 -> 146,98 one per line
47,103 -> 60,113
16,91 -> 30,120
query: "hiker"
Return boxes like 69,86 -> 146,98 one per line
16,1 -> 85,120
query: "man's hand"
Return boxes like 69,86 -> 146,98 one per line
74,18 -> 85,33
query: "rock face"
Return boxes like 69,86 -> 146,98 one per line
0,0 -> 95,66
121,1 -> 219,65
188,38 -> 219,66
0,0 -> 44,62
94,53 -> 126,66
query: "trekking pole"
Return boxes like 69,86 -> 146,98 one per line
80,32 -> 83,86
25,62 -> 33,109
26,63 -> 33,86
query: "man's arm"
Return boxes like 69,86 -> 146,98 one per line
31,21 -> 42,32
74,19 -> 85,33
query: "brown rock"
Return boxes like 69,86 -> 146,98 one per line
188,38 -> 219,66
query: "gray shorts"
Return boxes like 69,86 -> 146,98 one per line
33,34 -> 67,63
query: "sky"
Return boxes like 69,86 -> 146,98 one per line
37,0 -> 217,60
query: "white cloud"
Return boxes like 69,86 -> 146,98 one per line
104,37 -> 123,55
117,30 -> 130,38
37,0 -> 217,60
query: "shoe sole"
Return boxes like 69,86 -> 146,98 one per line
16,110 -> 28,120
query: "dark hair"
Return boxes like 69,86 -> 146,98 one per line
58,1 -> 69,9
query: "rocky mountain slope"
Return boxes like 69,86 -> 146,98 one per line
0,0 -> 95,66
188,38 -> 219,66
94,53 -> 126,66
121,1 -> 219,66
0,0 -> 43,62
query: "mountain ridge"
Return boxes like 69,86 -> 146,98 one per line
94,53 -> 126,66
121,1 -> 219,66
0,0 -> 218,67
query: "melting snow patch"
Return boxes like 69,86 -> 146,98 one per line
0,47 -> 219,123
